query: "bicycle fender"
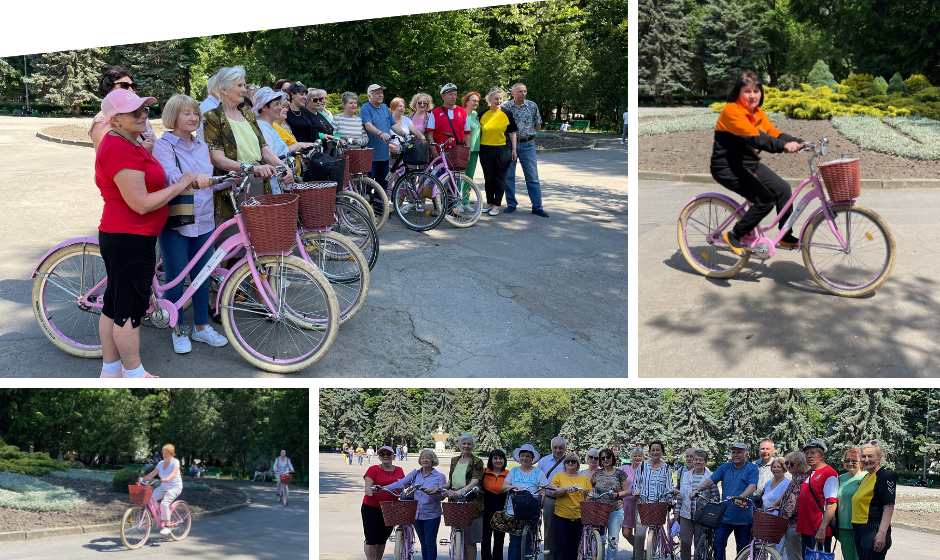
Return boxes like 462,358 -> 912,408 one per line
31,237 -> 99,278
214,256 -> 250,311
797,200 -> 857,243
677,193 -> 743,221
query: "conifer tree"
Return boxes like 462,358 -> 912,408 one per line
669,388 -> 720,459
697,0 -> 768,93
373,388 -> 417,448
560,389 -> 596,454
472,389 -> 503,453
110,40 -> 191,106
765,389 -> 816,454
332,388 -> 369,446
886,72 -> 908,95
724,388 -> 766,457
29,49 -> 105,116
624,389 -> 670,449
806,60 -> 839,88
423,389 -> 461,447
826,389 -> 907,468
638,0 -> 693,102
591,389 -> 632,451
319,389 -> 335,445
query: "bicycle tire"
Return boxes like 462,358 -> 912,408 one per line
391,170 -> 447,232
442,173 -> 483,228
579,528 -> 604,560
220,255 -> 338,372
333,200 -> 380,271
350,175 -> 390,232
338,191 -> 377,226
733,544 -> 782,560
120,506 -> 151,549
801,204 -> 895,297
297,231 -> 370,325
168,500 -> 192,540
284,483 -> 289,506
451,528 -> 464,560
677,197 -> 749,278
394,527 -> 406,560
693,531 -> 714,560
32,242 -> 105,358
520,524 -> 533,560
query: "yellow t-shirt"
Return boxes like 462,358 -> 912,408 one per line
479,109 -> 511,147
274,122 -> 297,146
230,118 -> 263,164
552,472 -> 593,520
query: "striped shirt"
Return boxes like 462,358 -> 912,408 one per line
631,461 -> 675,503
333,113 -> 369,147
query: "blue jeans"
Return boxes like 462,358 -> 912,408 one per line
415,516 -> 442,560
713,523 -> 752,560
622,123 -> 628,143
505,140 -> 543,211
509,518 -> 540,560
599,508 -> 624,560
157,228 -> 213,326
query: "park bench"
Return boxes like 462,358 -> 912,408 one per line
545,119 -> 563,130
0,107 -> 8,115
124,463 -> 145,472
29,109 -> 37,117
303,475 -> 309,484
206,466 -> 222,479
12,109 -> 23,116
570,120 -> 591,132
600,124 -> 610,133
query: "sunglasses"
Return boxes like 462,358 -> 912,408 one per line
784,461 -> 797,467
564,459 -> 578,464
417,101 -> 428,106
378,453 -> 394,458
121,107 -> 150,118
309,97 -> 326,103
600,456 -> 613,461
115,82 -> 138,91
588,456 -> 599,461
859,440 -> 879,446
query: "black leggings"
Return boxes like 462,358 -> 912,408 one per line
480,144 -> 511,205
711,163 -> 793,238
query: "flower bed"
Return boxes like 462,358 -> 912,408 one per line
832,116 -> 940,160
0,471 -> 86,512
46,469 -> 208,490
639,111 -> 786,137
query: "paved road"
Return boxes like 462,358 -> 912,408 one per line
318,453 -> 937,560
2,479 -> 308,558
639,179 -> 940,376
0,116 -> 626,377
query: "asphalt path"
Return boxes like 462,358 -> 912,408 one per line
0,116 -> 626,377
1,479 -> 309,558
318,453 -> 938,560
639,178 -> 940,376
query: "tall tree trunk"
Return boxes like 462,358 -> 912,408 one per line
184,66 -> 191,97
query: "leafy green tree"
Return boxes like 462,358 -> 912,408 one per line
886,72 -> 908,95
210,389 -> 267,476
579,0 -> 628,123
471,389 -> 503,453
697,0 -> 768,93
28,49 -> 105,116
805,59 -> 838,88
109,40 -> 192,107
638,0 -> 693,102
332,389 -> 369,446
492,388 -> 569,453
372,389 -> 417,448
669,388 -> 720,459
159,389 -> 219,468
268,389 -> 309,477
79,389 -> 148,465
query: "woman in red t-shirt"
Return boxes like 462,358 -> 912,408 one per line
362,446 -> 405,560
95,89 -> 202,379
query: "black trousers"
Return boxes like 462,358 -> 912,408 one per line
482,507 -> 506,560
854,522 -> 891,560
711,163 -> 793,238
480,144 -> 511,206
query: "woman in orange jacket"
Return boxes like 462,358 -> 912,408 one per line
711,70 -> 803,254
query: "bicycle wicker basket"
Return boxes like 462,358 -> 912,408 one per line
381,499 -> 419,527
580,501 -> 613,527
442,502 -> 477,527
128,484 -> 153,504
332,155 -> 350,187
444,145 -> 471,171
294,182 -> 337,229
345,148 -> 374,174
752,510 -> 789,543
637,502 -> 669,526
817,158 -> 860,202
280,474 -> 292,484
240,193 -> 299,253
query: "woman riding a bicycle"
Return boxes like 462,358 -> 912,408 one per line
711,69 -> 803,255
273,449 -> 295,490
140,444 -> 183,535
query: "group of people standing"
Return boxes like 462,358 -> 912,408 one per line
357,434 -> 897,560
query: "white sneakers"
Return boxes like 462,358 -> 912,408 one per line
160,527 -> 172,535
172,325 -> 229,354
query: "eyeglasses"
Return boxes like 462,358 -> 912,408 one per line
564,459 -> 578,464
309,97 -> 325,103
121,107 -> 150,118
416,101 -> 428,106
587,456 -> 599,461
115,82 -> 138,91
600,456 -> 613,461
859,440 -> 879,446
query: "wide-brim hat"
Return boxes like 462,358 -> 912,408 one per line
102,89 -> 156,120
512,444 -> 540,464
252,87 -> 286,114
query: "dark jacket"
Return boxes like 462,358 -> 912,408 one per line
710,100 -> 802,171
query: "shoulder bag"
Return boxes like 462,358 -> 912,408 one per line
161,138 -> 196,228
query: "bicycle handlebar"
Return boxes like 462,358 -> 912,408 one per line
374,483 -> 424,499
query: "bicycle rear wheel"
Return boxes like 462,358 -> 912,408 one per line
297,231 -> 370,325
333,201 -> 380,271
120,506 -> 151,549
391,171 -> 447,232
168,501 -> 192,540
801,204 -> 895,297
350,175 -> 390,231
677,197 -> 749,278
31,242 -> 105,357
220,255 -> 338,373
693,532 -> 713,560
442,173 -> 482,228
733,544 -> 782,560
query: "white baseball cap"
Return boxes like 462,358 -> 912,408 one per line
367,84 -> 386,94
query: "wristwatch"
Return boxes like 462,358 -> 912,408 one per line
240,162 -> 254,173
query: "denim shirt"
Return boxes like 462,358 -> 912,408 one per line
386,468 -> 448,520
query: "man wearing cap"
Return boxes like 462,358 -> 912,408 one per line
502,83 -> 548,217
537,437 -> 569,560
360,84 -> 407,191
752,439 -> 789,509
691,443 -> 759,560
797,439 -> 838,554
427,83 -> 472,148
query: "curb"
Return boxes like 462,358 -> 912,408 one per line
36,131 -> 93,148
537,139 -> 598,153
894,522 -> 940,536
638,170 -> 940,189
0,490 -> 250,542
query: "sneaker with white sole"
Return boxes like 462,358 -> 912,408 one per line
160,527 -> 172,535
192,325 -> 229,347
172,332 -> 192,354
400,203 -> 415,213
462,204 -> 476,214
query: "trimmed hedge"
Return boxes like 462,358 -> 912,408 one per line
753,85 -> 940,120
111,468 -> 140,493
0,443 -> 71,476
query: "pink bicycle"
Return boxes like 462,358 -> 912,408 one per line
677,138 -> 895,297
30,167 -> 339,373
120,479 -> 192,549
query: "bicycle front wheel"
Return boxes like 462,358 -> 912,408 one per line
801,204 -> 895,297
333,201 -> 380,270
350,175 -> 390,231
168,501 -> 192,540
297,231 -> 370,325
120,506 -> 151,549
733,544 -> 782,560
442,173 -> 483,228
283,483 -> 289,506
220,255 -> 339,373
451,528 -> 464,560
338,191 -> 377,227
31,242 -> 105,357
391,171 -> 447,232
579,528 -> 604,560
677,197 -> 749,278
693,531 -> 713,560
394,527 -> 406,560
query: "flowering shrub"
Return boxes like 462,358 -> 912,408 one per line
895,501 -> 940,513
0,471 -> 86,511
734,85 -> 940,120
831,115 -> 940,160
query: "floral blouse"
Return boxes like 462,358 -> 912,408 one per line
203,106 -> 272,219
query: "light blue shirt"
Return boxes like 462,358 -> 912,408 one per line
358,102 -> 394,161
709,461 -> 760,525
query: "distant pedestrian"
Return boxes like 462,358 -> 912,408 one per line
502,83 -> 547,217
396,444 -> 403,461
367,445 -> 375,465
621,110 -> 628,144
403,445 -> 409,461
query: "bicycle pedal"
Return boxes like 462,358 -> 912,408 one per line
439,540 -> 450,546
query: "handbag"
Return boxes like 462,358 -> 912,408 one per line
302,152 -> 344,188
693,501 -> 727,529
162,139 -> 196,228
804,542 -> 835,560
490,510 -> 526,536
510,491 -> 541,520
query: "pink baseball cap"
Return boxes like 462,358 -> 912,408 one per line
101,89 -> 157,119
